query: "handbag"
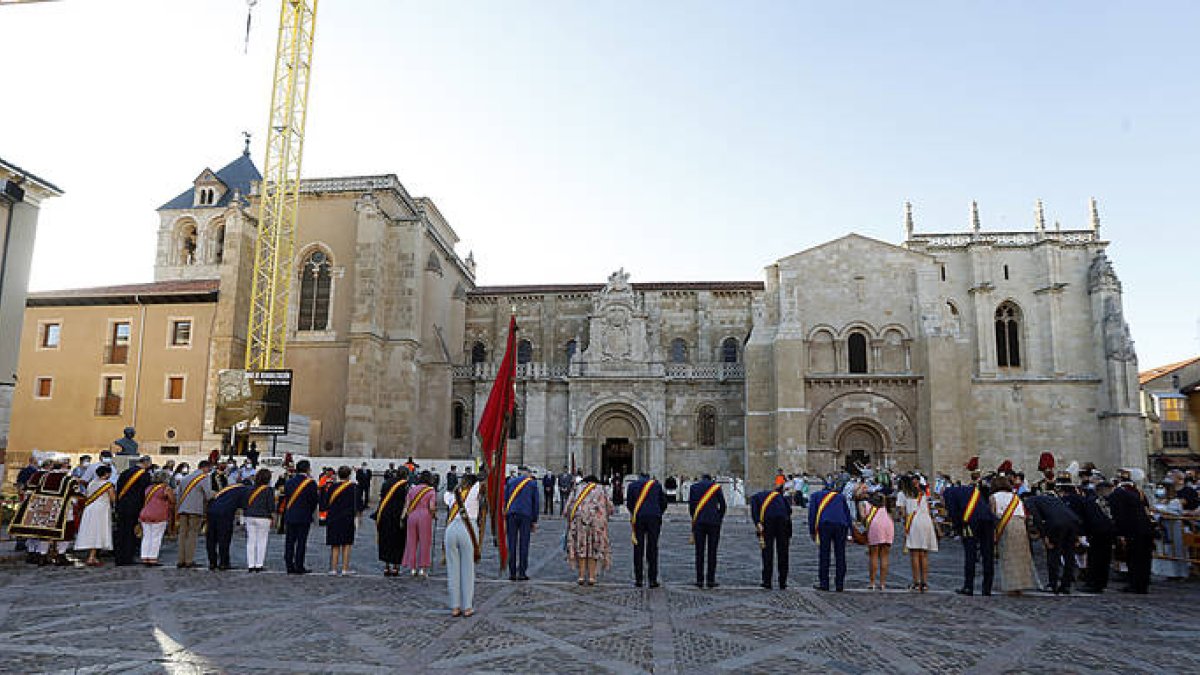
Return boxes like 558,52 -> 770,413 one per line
851,523 -> 869,545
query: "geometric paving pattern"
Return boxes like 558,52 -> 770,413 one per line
2,506 -> 1198,674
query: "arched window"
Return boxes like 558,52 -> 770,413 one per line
670,338 -> 688,364
995,302 -> 1022,368
565,339 -> 577,362
721,337 -> 739,363
471,342 -> 487,364
452,401 -> 466,440
298,249 -> 332,331
517,339 -> 533,365
179,223 -> 198,265
848,331 -> 869,374
508,406 -> 522,440
213,222 -> 226,264
697,406 -> 717,447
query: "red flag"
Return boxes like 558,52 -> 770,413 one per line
476,315 -> 518,570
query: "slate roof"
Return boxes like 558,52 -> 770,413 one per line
158,152 -> 261,210
26,279 -> 220,306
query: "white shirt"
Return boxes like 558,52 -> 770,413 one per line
444,483 -> 481,522
991,490 -> 1025,518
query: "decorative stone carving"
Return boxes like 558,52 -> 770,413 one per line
1103,297 -> 1136,362
1088,252 -> 1121,294
579,270 -> 653,371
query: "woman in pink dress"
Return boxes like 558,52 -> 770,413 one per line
402,471 -> 437,577
859,491 -> 894,590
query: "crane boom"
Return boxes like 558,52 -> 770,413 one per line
245,0 -> 318,370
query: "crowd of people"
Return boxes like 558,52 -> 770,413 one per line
9,450 -> 1195,619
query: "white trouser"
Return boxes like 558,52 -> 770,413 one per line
245,517 -> 272,568
140,520 -> 168,560
445,519 -> 476,610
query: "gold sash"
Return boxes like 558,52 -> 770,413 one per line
994,493 -> 1022,543
117,469 -> 145,501
327,481 -> 352,506
569,483 -> 598,522
812,491 -> 836,543
504,476 -> 533,515
85,483 -> 114,507
691,483 -> 722,526
404,486 -> 433,518
962,486 -> 981,523
904,494 -> 924,535
248,485 -> 270,509
178,473 -> 206,510
630,479 -> 657,546
284,477 -> 314,514
376,479 -> 408,523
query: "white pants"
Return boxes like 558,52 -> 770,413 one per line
444,519 -> 476,610
140,520 -> 168,560
245,517 -> 272,568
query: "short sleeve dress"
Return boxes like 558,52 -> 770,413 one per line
897,492 -> 938,552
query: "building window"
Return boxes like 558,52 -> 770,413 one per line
97,376 -> 124,416
107,321 -> 131,364
995,302 -> 1022,368
160,446 -> 181,456
1160,398 -> 1185,422
1003,264 -> 1010,281
940,265 -> 947,282
1164,430 -> 1190,448
671,338 -> 688,364
565,339 -> 577,362
298,249 -> 332,331
180,223 -> 198,265
721,337 -> 739,363
452,401 -> 466,440
34,377 -> 53,399
471,342 -> 487,364
171,319 -> 192,347
41,323 -> 61,349
213,222 -> 226,263
517,339 -> 533,365
847,331 -> 869,374
508,407 -> 522,440
697,406 -> 717,447
166,376 -> 185,401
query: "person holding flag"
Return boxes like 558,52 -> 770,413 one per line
476,314 -> 520,572
626,472 -> 668,588
687,473 -> 726,589
504,466 -> 539,581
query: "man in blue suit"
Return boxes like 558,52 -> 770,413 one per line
751,483 -> 792,590
688,474 -> 726,589
505,467 -> 540,581
206,480 -> 248,571
626,473 -> 667,588
944,462 -> 996,596
807,482 -> 852,591
283,460 -> 319,574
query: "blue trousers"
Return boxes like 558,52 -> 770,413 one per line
506,513 -> 533,577
285,521 -> 310,572
962,521 -> 995,594
817,522 -> 848,590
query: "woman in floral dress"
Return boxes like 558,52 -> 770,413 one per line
565,475 -> 614,585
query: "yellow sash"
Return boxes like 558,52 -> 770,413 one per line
630,479 -> 657,546
178,473 -> 206,509
285,477 -> 314,514
117,469 -> 146,501
248,486 -> 270,508
213,484 -> 242,501
85,483 -> 114,507
866,505 -> 880,530
691,483 -> 722,526
146,484 -> 165,503
447,487 -> 467,523
569,483 -> 598,522
994,493 -> 1021,543
404,486 -> 433,518
812,491 -> 835,543
505,476 -> 534,515
904,495 -> 924,535
377,479 -> 408,522
962,486 -> 981,523
327,481 -> 353,507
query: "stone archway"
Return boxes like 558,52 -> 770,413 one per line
834,419 -> 886,474
579,401 -> 653,477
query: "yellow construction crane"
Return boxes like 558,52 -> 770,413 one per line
245,0 -> 318,371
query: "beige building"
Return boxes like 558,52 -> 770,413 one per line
1139,356 -> 1200,478
1,157 -> 61,476
8,150 -> 1148,489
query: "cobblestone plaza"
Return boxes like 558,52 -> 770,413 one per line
2,508 -> 1198,674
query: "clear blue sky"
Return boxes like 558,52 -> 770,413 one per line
2,1 -> 1197,368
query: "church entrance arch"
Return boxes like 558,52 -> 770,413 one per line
834,419 -> 886,474
581,402 -> 651,477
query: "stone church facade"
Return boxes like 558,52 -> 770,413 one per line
13,150 -> 1146,489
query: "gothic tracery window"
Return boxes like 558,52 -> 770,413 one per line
697,405 -> 717,447
995,302 -> 1022,368
298,249 -> 332,331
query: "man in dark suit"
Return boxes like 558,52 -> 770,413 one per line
504,467 -> 539,581
805,482 -> 850,592
626,473 -> 667,588
541,471 -> 556,516
283,460 -> 319,574
752,483 -> 794,590
206,480 -> 247,571
1079,482 -> 1117,592
944,472 -> 996,596
1027,484 -> 1083,593
687,474 -> 726,589
1107,478 -> 1154,594
114,455 -> 153,566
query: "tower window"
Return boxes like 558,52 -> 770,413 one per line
565,339 -> 577,362
671,338 -> 688,364
847,331 -> 869,374
995,302 -> 1022,368
721,337 -> 739,363
517,339 -> 533,365
452,401 -> 466,440
298,249 -> 332,331
471,342 -> 487,364
1003,264 -> 1010,280
940,265 -> 946,282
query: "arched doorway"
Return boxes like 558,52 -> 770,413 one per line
835,421 -> 886,474
580,401 -> 652,477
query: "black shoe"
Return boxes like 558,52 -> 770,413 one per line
517,575 -> 530,581
649,581 -> 660,588
956,588 -> 973,596
219,565 -> 231,571
834,587 -> 844,592
509,574 -> 517,581
811,584 -> 829,592
634,580 -> 644,588
695,581 -> 705,589
778,583 -> 787,590
982,590 -> 992,597
298,567 -> 311,574
760,582 -> 772,590
209,565 -> 218,571
706,582 -> 719,589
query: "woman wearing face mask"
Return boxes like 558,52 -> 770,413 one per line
1151,482 -> 1190,580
